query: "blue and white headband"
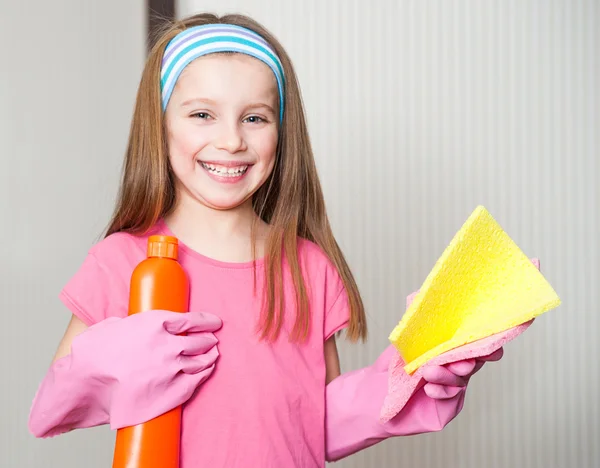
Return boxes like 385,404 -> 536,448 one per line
160,24 -> 285,123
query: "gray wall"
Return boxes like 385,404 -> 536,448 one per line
2,0 -> 598,467
0,1 -> 145,466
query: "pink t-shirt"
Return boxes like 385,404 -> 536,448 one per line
59,220 -> 350,467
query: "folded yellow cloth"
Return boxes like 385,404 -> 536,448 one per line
389,206 -> 561,375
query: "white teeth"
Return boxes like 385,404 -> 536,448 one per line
200,162 -> 248,177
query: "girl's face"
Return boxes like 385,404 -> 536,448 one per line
165,53 -> 279,211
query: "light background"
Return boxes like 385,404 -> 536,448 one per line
2,1 -> 597,466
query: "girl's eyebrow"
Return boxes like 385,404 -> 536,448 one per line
245,103 -> 276,114
179,98 -> 275,115
180,97 -> 217,107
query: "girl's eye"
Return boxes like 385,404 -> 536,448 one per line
191,112 -> 211,120
244,115 -> 265,124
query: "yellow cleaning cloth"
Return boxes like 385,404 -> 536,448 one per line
389,206 -> 561,375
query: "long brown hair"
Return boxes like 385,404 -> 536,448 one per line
105,13 -> 367,343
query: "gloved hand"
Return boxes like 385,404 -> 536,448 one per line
325,344 -> 469,462
326,296 -> 511,462
28,310 -> 222,438
421,347 -> 504,399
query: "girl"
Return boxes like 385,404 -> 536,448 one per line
28,13 -> 503,467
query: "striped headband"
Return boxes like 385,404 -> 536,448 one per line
160,24 -> 285,123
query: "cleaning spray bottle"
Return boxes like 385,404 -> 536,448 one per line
112,235 -> 189,468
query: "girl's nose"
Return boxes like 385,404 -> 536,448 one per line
213,122 -> 247,154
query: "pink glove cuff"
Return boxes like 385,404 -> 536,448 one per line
29,311 -> 221,438
29,353 -> 110,438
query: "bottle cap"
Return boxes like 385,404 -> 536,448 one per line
147,235 -> 179,259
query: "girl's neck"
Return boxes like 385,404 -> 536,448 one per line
163,194 -> 270,263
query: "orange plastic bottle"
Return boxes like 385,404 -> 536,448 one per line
112,235 -> 189,468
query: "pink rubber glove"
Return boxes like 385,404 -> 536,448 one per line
326,300 -> 506,462
325,344 -> 472,462
28,310 -> 222,438
421,347 -> 503,399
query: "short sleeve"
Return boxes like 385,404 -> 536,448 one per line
59,251 -> 129,326
324,285 -> 351,341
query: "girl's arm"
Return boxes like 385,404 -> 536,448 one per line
324,336 -> 341,384
52,314 -> 89,363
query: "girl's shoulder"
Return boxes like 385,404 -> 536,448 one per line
59,229 -> 160,325
295,237 -> 345,292
296,238 -> 351,338
296,237 -> 335,269
89,231 -> 146,257
88,226 -> 162,266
